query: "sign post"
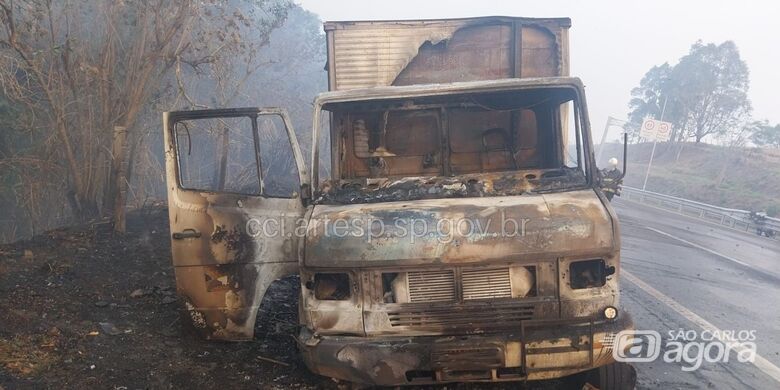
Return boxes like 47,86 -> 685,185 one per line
641,99 -> 671,190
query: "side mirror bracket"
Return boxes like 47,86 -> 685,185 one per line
618,132 -> 628,180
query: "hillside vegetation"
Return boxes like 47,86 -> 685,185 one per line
597,142 -> 780,216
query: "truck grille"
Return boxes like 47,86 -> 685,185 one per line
408,270 -> 456,303
462,268 -> 512,300
431,346 -> 504,369
388,304 -> 535,328
380,266 -> 540,331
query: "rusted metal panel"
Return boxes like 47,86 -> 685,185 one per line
305,189 -> 614,268
163,109 -> 308,340
325,16 -> 571,91
314,77 -> 584,107
392,23 -> 514,85
298,314 -> 632,386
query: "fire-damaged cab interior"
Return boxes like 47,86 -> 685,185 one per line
324,86 -> 586,186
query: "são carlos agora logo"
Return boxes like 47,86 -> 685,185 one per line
605,329 -> 758,371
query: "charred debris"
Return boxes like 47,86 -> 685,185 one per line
314,167 -> 587,205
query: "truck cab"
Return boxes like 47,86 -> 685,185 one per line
163,16 -> 634,388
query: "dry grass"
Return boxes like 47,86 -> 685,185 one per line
600,142 -> 780,216
0,334 -> 59,377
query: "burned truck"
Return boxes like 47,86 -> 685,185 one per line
163,16 -> 634,388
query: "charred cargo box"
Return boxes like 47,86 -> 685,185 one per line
324,16 -> 570,90
163,16 -> 634,389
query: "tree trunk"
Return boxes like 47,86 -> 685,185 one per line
53,108 -> 93,219
108,126 -> 128,233
125,135 -> 139,207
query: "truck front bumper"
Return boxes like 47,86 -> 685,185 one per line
298,313 -> 633,386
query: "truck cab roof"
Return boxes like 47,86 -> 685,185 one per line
314,77 -> 586,107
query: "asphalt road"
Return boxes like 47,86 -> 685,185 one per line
613,198 -> 780,390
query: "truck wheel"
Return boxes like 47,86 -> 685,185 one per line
598,362 -> 636,390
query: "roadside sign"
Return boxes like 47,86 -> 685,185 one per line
640,119 -> 657,140
655,121 -> 672,141
640,119 -> 673,142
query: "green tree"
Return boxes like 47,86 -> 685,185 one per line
628,41 -> 751,143
750,121 -> 780,147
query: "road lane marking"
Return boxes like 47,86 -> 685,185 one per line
622,270 -> 780,384
643,226 -> 750,267
615,198 -> 773,243
643,225 -> 780,282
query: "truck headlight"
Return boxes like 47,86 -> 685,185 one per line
569,259 -> 615,289
308,273 -> 351,300
604,306 -> 618,320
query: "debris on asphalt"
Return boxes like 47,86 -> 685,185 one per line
256,355 -> 291,367
98,322 -> 122,336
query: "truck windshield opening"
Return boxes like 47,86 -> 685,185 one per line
314,86 -> 590,204
325,86 -> 584,178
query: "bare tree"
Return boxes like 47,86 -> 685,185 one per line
0,0 -> 290,230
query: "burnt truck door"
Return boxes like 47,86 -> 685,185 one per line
163,108 -> 309,340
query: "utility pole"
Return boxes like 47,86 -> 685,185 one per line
642,97 -> 667,191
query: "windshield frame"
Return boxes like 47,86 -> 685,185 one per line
310,80 -> 596,194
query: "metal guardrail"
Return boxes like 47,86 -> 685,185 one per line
620,186 -> 780,238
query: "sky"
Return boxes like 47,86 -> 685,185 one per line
296,0 -> 780,143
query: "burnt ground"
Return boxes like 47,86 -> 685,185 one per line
0,207 -> 580,390
0,207 -> 325,390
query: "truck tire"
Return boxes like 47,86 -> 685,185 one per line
598,362 -> 636,390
